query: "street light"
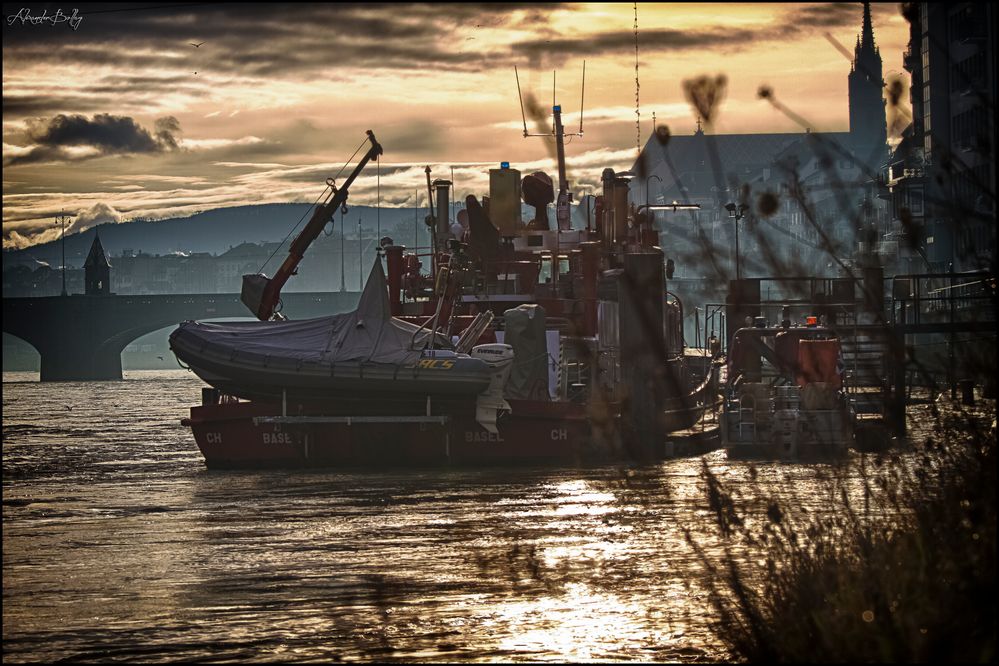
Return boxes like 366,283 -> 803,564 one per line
645,174 -> 663,211
725,202 -> 749,281
339,206 -> 346,293
59,212 -> 68,296
644,174 -> 663,244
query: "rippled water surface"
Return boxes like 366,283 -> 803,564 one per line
5,369 -> 868,662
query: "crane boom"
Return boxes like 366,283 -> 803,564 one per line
241,130 -> 383,320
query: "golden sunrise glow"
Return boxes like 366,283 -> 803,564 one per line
3,3 -> 910,249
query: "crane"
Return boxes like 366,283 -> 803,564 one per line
241,130 -> 382,320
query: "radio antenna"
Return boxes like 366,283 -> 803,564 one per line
513,66 -> 585,139
515,65 -> 529,138
552,69 -> 556,135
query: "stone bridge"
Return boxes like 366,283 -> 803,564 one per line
2,291 -> 359,381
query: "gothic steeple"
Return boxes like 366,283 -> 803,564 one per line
861,1 -> 875,51
848,1 -> 887,169
84,231 -> 111,295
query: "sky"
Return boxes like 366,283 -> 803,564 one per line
2,2 -> 912,251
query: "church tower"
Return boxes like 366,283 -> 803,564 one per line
848,1 -> 888,169
84,231 -> 111,295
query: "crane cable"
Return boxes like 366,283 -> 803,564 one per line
258,134 -> 370,273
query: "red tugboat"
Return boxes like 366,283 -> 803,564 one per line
172,117 -> 719,468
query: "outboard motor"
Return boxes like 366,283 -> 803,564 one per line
470,343 -> 515,434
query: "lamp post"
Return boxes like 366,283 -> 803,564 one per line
725,202 -> 749,281
339,207 -> 346,293
644,174 -> 662,211
644,174 -> 663,238
636,200 -> 700,272
59,212 -> 68,296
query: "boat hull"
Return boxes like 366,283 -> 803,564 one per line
182,398 -> 616,468
723,407 -> 853,461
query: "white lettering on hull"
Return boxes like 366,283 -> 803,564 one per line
465,431 -> 505,443
463,429 -> 569,443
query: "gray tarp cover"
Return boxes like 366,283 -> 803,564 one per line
177,258 -> 442,365
503,304 -> 550,400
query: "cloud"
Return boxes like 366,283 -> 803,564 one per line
68,202 -> 122,233
4,114 -> 182,167
1,5 -> 525,78
154,116 -> 181,149
3,229 -> 40,250
180,136 -> 265,151
509,4 -> 872,67
513,27 -> 758,66
27,114 -> 168,152
2,94 -> 112,116
382,122 -> 446,154
791,3 -> 859,29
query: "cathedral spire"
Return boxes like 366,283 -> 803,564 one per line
861,2 -> 875,50
848,0 -> 887,169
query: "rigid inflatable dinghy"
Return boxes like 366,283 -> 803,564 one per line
171,259 -> 494,402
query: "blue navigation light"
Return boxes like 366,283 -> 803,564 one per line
500,161 -> 509,169
553,105 -> 561,112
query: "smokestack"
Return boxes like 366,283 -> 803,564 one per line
613,175 -> 630,245
601,168 -> 615,242
384,244 -> 404,315
434,179 -> 452,239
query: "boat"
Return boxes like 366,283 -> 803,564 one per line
172,113 -> 720,468
171,260 -> 494,404
721,319 -> 856,460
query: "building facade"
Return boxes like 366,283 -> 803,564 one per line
631,3 -> 890,281
885,2 -> 996,273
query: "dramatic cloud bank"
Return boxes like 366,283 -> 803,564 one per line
5,114 -> 181,167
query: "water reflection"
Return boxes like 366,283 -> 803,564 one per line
4,369 -> 885,662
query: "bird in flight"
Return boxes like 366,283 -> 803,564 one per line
190,41 -> 205,48
157,356 -> 165,361
64,404 -> 73,410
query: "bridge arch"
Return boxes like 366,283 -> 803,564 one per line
3,332 -> 41,373
2,291 -> 359,381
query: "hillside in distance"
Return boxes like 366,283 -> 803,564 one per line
2,204 -> 431,269
3,199 -> 592,270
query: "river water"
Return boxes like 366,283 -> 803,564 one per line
4,369 -> 878,663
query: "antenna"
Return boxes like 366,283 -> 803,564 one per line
513,66 -> 585,139
634,1 -> 641,155
515,65 -> 529,138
